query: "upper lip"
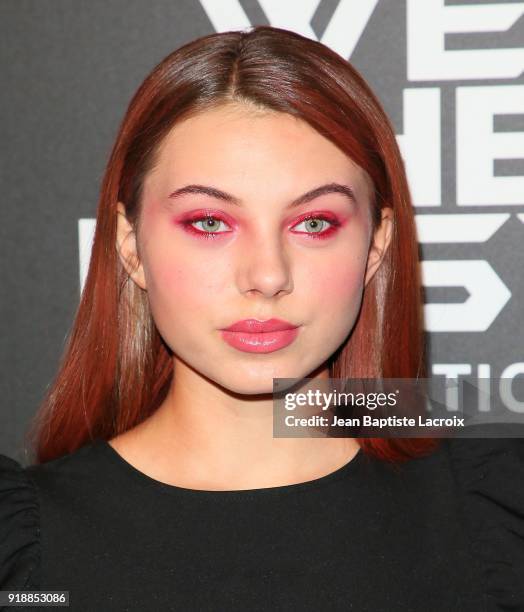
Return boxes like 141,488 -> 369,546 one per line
221,318 -> 299,333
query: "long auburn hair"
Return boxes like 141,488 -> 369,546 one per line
27,26 -> 438,464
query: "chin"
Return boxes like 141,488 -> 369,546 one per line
212,361 -> 315,396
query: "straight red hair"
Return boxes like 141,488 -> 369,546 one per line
27,26 -> 439,464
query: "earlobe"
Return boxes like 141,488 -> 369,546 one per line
115,202 -> 147,290
364,207 -> 393,287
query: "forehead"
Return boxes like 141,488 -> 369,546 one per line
145,104 -> 373,200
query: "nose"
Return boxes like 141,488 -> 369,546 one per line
237,232 -> 293,299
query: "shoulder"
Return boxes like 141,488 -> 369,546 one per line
24,440 -> 105,496
440,435 -> 524,610
0,440 -> 105,590
0,453 -> 40,590
387,435 -> 524,609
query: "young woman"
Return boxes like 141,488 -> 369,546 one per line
1,26 -> 523,611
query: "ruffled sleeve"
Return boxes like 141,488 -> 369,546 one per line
446,436 -> 524,611
0,454 -> 40,590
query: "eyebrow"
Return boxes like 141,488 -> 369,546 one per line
166,182 -> 357,208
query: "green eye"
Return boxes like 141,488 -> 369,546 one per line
305,219 -> 326,233
293,218 -> 330,233
192,216 -> 227,233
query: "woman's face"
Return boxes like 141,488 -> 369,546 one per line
117,103 -> 391,394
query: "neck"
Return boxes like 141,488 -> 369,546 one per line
109,359 -> 360,491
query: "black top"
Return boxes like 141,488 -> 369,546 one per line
1,436 -> 524,612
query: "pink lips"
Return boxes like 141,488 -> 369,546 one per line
220,318 -> 300,353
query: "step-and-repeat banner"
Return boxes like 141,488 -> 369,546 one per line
3,1 -> 523,453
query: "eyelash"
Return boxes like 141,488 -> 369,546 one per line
180,213 -> 341,240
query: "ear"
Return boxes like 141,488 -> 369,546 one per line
364,207 -> 393,287
116,202 -> 147,290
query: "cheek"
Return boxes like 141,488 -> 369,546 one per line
316,264 -> 364,303
300,243 -> 368,312
144,248 -> 230,322
139,205 -> 233,316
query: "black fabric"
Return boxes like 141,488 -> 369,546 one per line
1,436 -> 524,611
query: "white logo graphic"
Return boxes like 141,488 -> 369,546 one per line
456,85 -> 524,206
78,218 -> 96,293
396,88 -> 441,207
407,0 -> 524,80
421,260 -> 511,332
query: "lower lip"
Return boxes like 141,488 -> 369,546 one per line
220,328 -> 300,353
